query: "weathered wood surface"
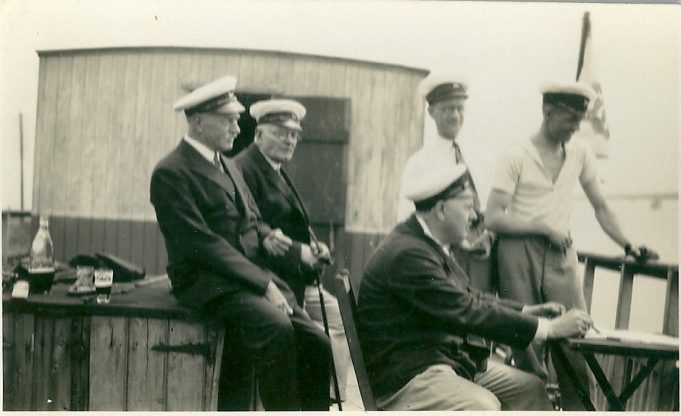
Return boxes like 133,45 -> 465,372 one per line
3,283 -> 223,411
32,47 -> 427,234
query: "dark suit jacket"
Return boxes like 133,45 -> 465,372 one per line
150,140 -> 299,309
234,144 -> 316,304
357,214 -> 539,399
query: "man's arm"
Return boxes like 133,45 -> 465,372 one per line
150,167 -> 272,294
581,178 -> 631,249
485,189 -> 572,249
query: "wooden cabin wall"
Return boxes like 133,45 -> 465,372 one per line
32,48 -> 426,274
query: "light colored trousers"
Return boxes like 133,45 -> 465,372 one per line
377,361 -> 554,411
496,235 -> 594,410
304,285 -> 351,400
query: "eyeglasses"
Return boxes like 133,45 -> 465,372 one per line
267,125 -> 302,142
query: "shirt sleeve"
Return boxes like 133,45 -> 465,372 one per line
491,146 -> 521,194
579,142 -> 599,185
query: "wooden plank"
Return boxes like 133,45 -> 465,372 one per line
656,360 -> 679,410
103,218 -> 118,255
249,54 -> 270,92
70,316 -> 90,410
583,257 -> 596,313
274,55 -> 295,91
33,57 -> 52,213
237,53 -> 255,91
90,217 -> 106,255
129,53 -> 155,220
116,219 -> 132,262
89,316 -> 128,410
97,53 -> 123,219
662,269 -> 678,336
63,55 -> 87,217
172,52 -> 198,141
50,318 -> 73,410
13,313 -> 36,410
3,312 -> 16,409
142,220 -> 160,273
78,53 -> 102,217
50,215 -> 67,262
615,264 -> 635,329
165,321 -> 207,410
31,316 -> 54,410
126,318 -> 168,410
63,216 -> 79,263
36,57 -> 63,213
75,217 -> 93,258
114,53 -> 140,220
52,56 -> 74,216
129,220 -> 146,272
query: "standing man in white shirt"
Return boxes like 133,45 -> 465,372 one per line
398,75 -> 496,292
485,82 -> 656,410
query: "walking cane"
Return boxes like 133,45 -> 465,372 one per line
309,228 -> 343,410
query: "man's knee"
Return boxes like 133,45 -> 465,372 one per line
466,390 -> 501,411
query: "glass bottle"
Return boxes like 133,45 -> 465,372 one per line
28,215 -> 55,294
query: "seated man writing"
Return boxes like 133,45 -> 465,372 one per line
356,163 -> 593,411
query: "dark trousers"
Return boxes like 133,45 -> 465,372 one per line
210,285 -> 331,411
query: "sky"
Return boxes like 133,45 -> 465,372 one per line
0,0 -> 678,210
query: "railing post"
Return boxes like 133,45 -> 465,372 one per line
614,263 -> 634,330
582,257 -> 596,313
663,269 -> 679,337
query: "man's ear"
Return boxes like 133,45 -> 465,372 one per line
435,200 -> 446,221
427,105 -> 435,117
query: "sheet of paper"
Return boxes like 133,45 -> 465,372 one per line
585,327 -> 679,348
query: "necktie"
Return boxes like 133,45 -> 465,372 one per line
213,152 -> 224,173
452,143 -> 481,211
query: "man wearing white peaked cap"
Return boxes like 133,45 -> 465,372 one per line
358,163 -> 592,410
486,81 -> 657,410
150,76 -> 331,411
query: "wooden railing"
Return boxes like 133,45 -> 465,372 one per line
577,251 -> 679,411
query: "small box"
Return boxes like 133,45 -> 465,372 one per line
11,281 -> 29,299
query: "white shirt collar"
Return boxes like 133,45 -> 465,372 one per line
414,214 -> 451,256
184,135 -> 219,164
256,146 -> 282,171
436,133 -> 457,145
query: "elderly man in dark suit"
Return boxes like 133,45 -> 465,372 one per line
234,98 -> 350,401
357,163 -> 594,411
149,75 -> 330,411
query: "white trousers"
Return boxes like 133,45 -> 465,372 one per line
377,361 -> 554,411
304,285 -> 351,400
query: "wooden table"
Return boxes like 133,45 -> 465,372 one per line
2,278 -> 225,411
551,336 -> 679,411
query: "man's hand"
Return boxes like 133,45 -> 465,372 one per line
311,241 -> 332,264
524,302 -> 566,318
544,225 -> 572,252
264,281 -> 293,316
625,243 -> 660,262
547,309 -> 593,339
467,232 -> 493,258
301,244 -> 319,268
263,228 -> 292,257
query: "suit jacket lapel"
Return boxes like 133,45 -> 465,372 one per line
279,168 -> 310,225
220,154 -> 253,215
179,141 -> 237,204
249,146 -> 309,224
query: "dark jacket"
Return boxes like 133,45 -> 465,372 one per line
357,215 -> 539,398
234,144 -> 316,305
149,140 -> 300,309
